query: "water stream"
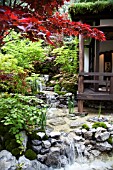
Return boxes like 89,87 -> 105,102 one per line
36,75 -> 113,170
55,156 -> 113,170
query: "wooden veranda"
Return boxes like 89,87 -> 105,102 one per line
77,35 -> 113,112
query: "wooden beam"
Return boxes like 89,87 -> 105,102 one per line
94,40 -> 100,91
79,72 -> 113,76
77,93 -> 113,100
78,33 -> 84,113
110,76 -> 113,94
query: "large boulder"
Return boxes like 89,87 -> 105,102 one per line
0,150 -> 17,170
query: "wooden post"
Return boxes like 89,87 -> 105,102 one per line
78,33 -> 84,113
110,76 -> 113,94
94,40 -> 100,91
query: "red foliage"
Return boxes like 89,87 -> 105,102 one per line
0,0 -> 105,46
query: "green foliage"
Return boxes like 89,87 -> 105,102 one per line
26,73 -> 45,95
98,104 -> 101,118
54,84 -> 61,93
92,122 -> 107,129
68,96 -> 75,114
51,38 -> 79,74
82,124 -> 90,130
0,54 -> 23,73
25,149 -> 37,160
69,1 -> 113,16
1,30 -> 46,70
0,93 -> 47,147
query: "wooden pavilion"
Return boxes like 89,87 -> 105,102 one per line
69,1 -> 113,112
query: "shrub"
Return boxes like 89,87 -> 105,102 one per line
0,93 -> 47,147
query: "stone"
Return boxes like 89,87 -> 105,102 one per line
49,117 -> 66,126
20,130 -> 28,151
50,147 -> 61,153
0,150 -> 17,170
84,140 -> 91,145
42,140 -> 51,149
32,140 -> 42,146
37,154 -> 47,163
86,144 -> 93,151
50,138 -> 58,145
31,160 -> 49,170
82,129 -> 87,133
37,132 -> 46,139
90,149 -> 101,157
108,126 -> 113,132
40,148 -> 50,155
45,147 -> 61,168
49,132 -> 61,138
32,145 -> 42,154
70,121 -> 84,128
96,141 -> 112,151
64,92 -> 72,97
95,131 -> 110,141
96,127 -> 107,132
74,129 -> 82,136
83,131 -> 93,140
73,135 -> 84,142
18,155 -> 32,169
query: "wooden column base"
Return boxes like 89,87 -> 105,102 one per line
78,100 -> 83,113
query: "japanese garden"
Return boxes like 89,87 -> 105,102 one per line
0,0 -> 113,170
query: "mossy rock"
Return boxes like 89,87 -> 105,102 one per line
92,122 -> 107,129
82,124 -> 90,131
25,149 -> 37,160
108,136 -> 113,145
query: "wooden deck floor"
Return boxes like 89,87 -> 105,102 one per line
77,88 -> 113,101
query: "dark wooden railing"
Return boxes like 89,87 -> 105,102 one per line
79,72 -> 113,94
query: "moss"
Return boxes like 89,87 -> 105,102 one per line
25,149 -> 37,160
69,1 -> 113,16
3,132 -> 14,141
5,139 -> 19,152
29,131 -> 41,140
12,148 -> 21,156
92,122 -> 107,129
82,124 -> 90,131
0,124 -> 10,136
108,136 -> 113,145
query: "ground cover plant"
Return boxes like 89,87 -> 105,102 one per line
0,93 -> 47,154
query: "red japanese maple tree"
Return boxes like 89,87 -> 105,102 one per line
0,0 -> 105,46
